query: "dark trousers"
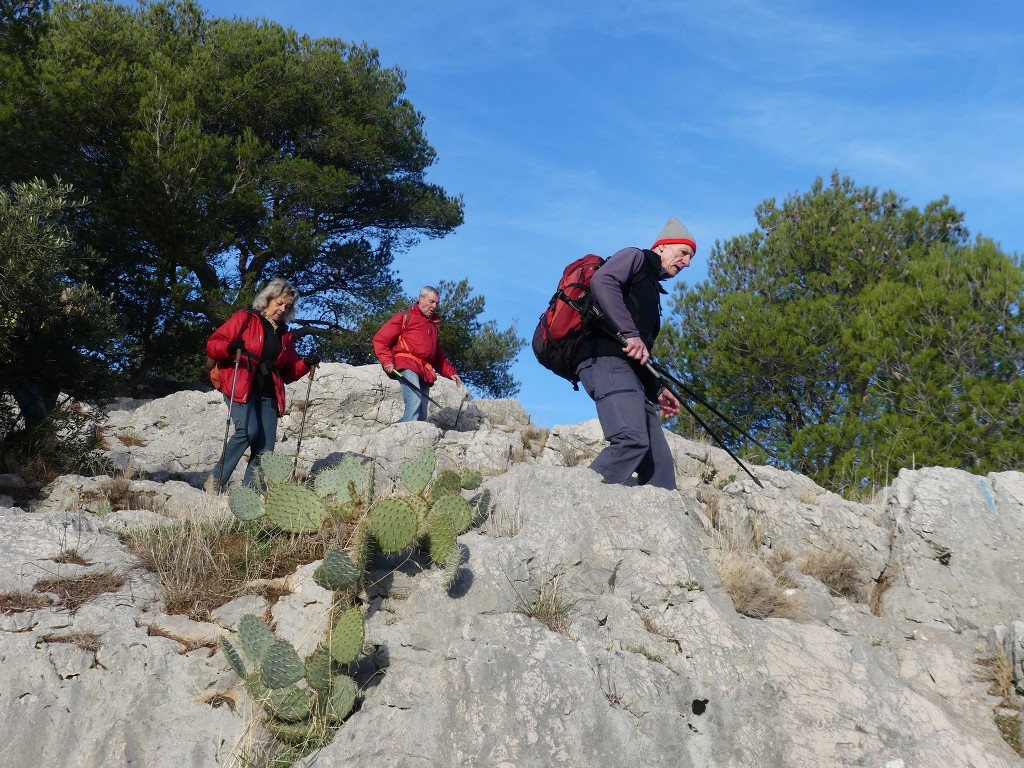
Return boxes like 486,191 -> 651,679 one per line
212,395 -> 278,487
577,356 -> 676,490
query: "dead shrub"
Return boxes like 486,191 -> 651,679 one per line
797,548 -> 863,600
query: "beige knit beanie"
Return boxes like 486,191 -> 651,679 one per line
651,217 -> 697,254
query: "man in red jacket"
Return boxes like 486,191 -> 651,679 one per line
373,286 -> 462,422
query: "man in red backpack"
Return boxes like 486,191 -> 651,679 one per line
373,285 -> 462,422
574,218 -> 695,489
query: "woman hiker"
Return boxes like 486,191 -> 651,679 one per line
206,278 -> 318,489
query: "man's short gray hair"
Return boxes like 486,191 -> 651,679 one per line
418,285 -> 439,299
252,278 -> 299,322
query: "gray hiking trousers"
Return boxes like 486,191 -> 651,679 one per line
577,356 -> 677,490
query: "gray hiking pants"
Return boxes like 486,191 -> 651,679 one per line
577,356 -> 677,490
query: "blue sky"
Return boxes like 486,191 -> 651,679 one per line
202,0 -> 1024,428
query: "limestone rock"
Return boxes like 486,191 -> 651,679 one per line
0,371 -> 1021,768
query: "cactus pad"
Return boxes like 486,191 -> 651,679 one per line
304,647 -> 335,693
367,497 -> 417,552
323,674 -> 358,723
314,547 -> 361,592
327,607 -> 365,665
399,447 -> 436,496
261,637 -> 306,689
221,637 -> 248,679
229,485 -> 264,522
262,684 -> 313,723
428,509 -> 458,565
263,719 -> 318,746
239,614 -> 275,666
258,451 -> 294,486
430,494 -> 473,535
427,470 -> 462,502
460,469 -> 483,490
314,456 -> 370,503
404,495 -> 431,534
265,483 -> 328,533
441,544 -> 462,591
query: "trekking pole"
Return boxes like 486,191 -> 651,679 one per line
290,363 -> 317,480
646,360 -> 775,458
648,368 -> 764,489
389,369 -> 444,408
217,348 -> 243,493
590,306 -> 764,489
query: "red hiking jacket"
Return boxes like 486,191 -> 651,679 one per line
207,310 -> 310,415
372,304 -> 457,385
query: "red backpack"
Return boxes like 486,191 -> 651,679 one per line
531,254 -> 605,388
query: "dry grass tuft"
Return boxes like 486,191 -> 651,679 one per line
521,423 -> 550,457
125,503 -> 355,621
41,631 -> 103,652
0,590 -> 52,614
796,548 -> 863,600
80,471 -> 161,512
714,551 -> 802,621
515,570 -> 577,635
115,430 -> 147,447
52,549 -> 91,565
695,487 -> 721,529
977,648 -> 1024,757
481,502 -> 523,537
33,571 -> 126,613
978,647 -> 1016,702
867,567 -> 896,617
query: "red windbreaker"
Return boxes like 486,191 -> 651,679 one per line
206,310 -> 310,415
372,304 -> 457,385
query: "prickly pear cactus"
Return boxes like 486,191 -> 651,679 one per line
327,607 -> 365,665
239,615 -> 275,667
258,451 -> 294,486
430,494 -> 473,536
221,637 -> 248,679
323,675 -> 358,723
441,544 -> 462,591
304,647 -> 335,694
258,682 -> 313,723
265,483 -> 328,534
367,497 -> 417,552
427,508 -> 458,565
460,468 -> 483,490
314,456 -> 371,505
399,447 -> 436,496
229,485 -> 264,522
314,548 -> 361,592
261,637 -> 306,689
427,470 -> 463,502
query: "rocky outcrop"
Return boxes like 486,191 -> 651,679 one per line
1,364 -> 1021,767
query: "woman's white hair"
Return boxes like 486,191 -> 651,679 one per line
252,278 -> 299,322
